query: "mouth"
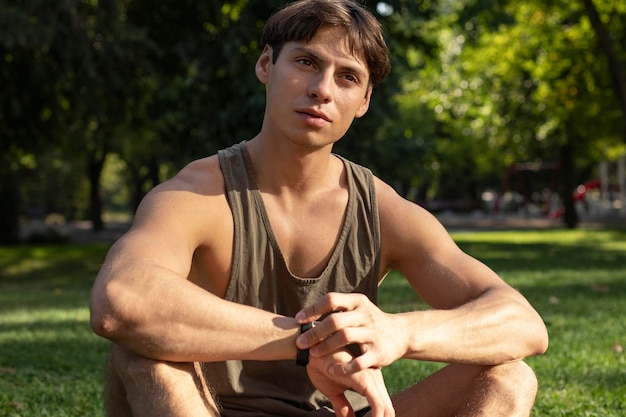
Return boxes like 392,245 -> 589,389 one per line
296,109 -> 331,123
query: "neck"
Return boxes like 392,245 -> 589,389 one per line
246,134 -> 340,196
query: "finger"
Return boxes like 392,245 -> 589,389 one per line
329,359 -> 363,376
363,371 -> 394,417
308,325 -> 352,356
302,307 -> 373,352
296,292 -> 367,323
327,393 -> 356,417
296,319 -> 353,351
374,371 -> 395,417
295,293 -> 340,323
296,322 -> 324,349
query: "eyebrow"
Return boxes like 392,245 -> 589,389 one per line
292,45 -> 369,81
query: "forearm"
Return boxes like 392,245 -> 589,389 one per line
400,287 -> 548,365
90,266 -> 300,363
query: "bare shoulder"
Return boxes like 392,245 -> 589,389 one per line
372,176 -> 457,267
158,155 -> 224,196
98,154 -> 234,295
373,177 -> 450,240
127,154 -> 231,253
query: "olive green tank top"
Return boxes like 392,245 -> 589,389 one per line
206,141 -> 381,416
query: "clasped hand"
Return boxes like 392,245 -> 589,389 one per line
296,293 -> 404,417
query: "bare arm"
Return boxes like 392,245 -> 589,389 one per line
89,158 -> 300,363
296,179 -> 548,372
379,179 -> 548,364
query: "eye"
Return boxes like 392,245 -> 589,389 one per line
296,58 -> 314,67
339,73 -> 361,86
344,74 -> 358,84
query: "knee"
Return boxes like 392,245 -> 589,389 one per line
486,361 -> 538,415
497,361 -> 538,398
105,345 -> 221,416
109,344 -> 196,387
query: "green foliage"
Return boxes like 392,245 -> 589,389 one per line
2,0 -> 625,237
0,0 -> 158,230
392,0 -> 626,223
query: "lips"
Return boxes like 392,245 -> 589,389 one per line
296,108 -> 331,123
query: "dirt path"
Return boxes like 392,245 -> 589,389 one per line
20,213 -> 624,245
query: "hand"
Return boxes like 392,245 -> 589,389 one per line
296,293 -> 407,376
306,349 -> 395,417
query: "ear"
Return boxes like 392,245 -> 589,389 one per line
355,86 -> 372,118
255,45 -> 272,84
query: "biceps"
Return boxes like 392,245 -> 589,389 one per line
104,230 -> 193,280
398,250 -> 502,310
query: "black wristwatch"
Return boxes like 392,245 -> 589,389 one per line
296,322 -> 313,366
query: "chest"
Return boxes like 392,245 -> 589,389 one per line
262,189 -> 349,278
187,187 -> 349,296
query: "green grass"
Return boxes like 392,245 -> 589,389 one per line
0,244 -> 111,417
1,229 -> 625,416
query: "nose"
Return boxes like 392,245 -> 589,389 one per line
307,70 -> 333,103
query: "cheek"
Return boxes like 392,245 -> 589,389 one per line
338,96 -> 368,120
267,76 -> 304,103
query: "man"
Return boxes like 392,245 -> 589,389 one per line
89,1 -> 548,416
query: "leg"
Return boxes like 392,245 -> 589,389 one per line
385,361 -> 538,417
103,343 -> 221,417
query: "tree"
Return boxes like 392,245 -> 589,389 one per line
1,1 -> 67,242
399,0 -> 626,226
1,0 -> 157,236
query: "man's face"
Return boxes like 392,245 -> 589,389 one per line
255,26 -> 372,149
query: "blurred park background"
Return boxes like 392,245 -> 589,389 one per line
1,0 -> 625,244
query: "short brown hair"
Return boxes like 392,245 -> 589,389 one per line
261,0 -> 391,87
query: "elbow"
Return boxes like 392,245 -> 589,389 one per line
89,305 -> 122,340
89,283 -> 136,340
521,306 -> 549,358
531,321 -> 549,356
508,299 -> 549,359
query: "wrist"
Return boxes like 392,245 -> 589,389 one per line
397,311 -> 419,359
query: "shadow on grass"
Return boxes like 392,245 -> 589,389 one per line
0,244 -> 110,313
0,243 -> 110,285
456,241 -> 626,275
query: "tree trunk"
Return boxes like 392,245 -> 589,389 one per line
0,170 -> 21,245
88,154 -> 106,231
560,139 -> 579,229
129,165 -> 143,213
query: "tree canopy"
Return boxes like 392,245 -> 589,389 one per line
1,0 -> 624,243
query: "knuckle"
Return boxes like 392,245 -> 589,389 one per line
325,313 -> 341,328
355,293 -> 368,302
310,304 -> 321,318
309,326 -> 322,342
335,330 -> 350,346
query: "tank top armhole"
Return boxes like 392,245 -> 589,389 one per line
335,154 -> 383,288
217,141 -> 248,301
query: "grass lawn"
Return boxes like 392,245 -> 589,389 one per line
1,228 -> 625,416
